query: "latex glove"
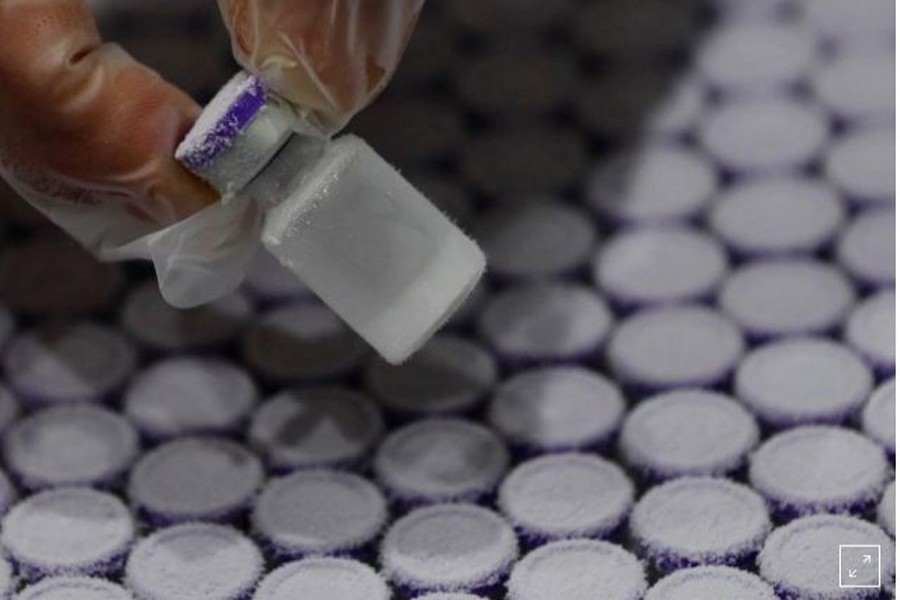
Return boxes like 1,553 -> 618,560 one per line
0,0 -> 217,258
218,0 -> 425,135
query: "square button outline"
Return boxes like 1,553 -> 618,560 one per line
838,544 -> 882,589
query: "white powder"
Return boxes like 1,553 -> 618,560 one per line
129,437 -> 263,521
718,259 -> 854,337
749,426 -> 888,511
253,558 -> 390,600
878,481 -> 895,537
646,566 -> 777,600
844,289 -> 895,371
862,379 -> 895,453
121,281 -> 252,351
630,477 -> 771,563
1,488 -> 134,574
837,207 -> 895,286
242,302 -> 370,382
381,504 -> 518,591
124,357 -> 258,439
472,201 -> 596,280
593,225 -> 726,305
735,338 -> 873,426
607,304 -> 745,388
364,334 -> 497,416
249,387 -> 384,470
825,128 -> 895,205
758,514 -> 895,598
4,405 -> 138,489
498,453 -> 634,538
15,576 -> 134,600
126,524 -> 263,600
252,470 -> 387,555
507,539 -> 646,600
586,144 -> 715,224
621,389 -> 759,477
489,366 -> 625,450
374,419 -> 508,502
4,323 -> 136,403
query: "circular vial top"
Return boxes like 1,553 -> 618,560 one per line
498,453 -> 634,540
381,504 -> 518,593
253,558 -> 390,600
129,437 -> 263,524
507,539 -> 646,600
837,208 -> 895,288
2,488 -> 134,576
16,577 -> 134,600
646,566 -> 776,600
374,419 -> 509,504
126,524 -> 263,600
621,389 -> 759,480
759,514 -> 895,598
488,366 -> 625,452
252,470 -> 387,557
825,127 -> 895,206
844,290 -> 895,373
813,52 -> 895,123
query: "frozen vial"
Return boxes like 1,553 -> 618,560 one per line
0,236 -> 123,318
242,248 -> 312,306
620,389 -> 759,482
121,280 -> 252,352
129,437 -> 263,526
758,514 -> 895,598
862,379 -> 895,457
606,304 -> 745,393
698,96 -> 828,174
471,201 -> 597,282
585,144 -> 716,224
717,259 -> 855,340
252,558 -> 390,600
735,338 -> 873,429
506,539 -> 646,600
813,52 -> 895,124
455,48 -> 578,121
749,426 -> 889,520
380,503 -> 518,597
879,481 -> 896,538
1,488 -> 134,582
124,357 -> 258,441
487,366 -> 625,455
837,207 -> 895,289
4,405 -> 138,491
15,577 -> 133,600
477,283 -> 613,367
126,524 -> 263,600
825,128 -> 895,207
3,322 -> 137,406
248,387 -> 384,472
644,77 -> 706,138
461,129 -> 587,198
374,418 -> 509,506
843,289 -> 895,377
592,226 -> 727,309
707,176 -> 845,258
176,72 -> 485,365
498,453 -> 634,547
363,334 -> 497,419
242,302 -> 370,384
630,478 -> 771,573
697,23 -> 816,94
646,566 -> 776,600
0,384 -> 21,435
252,470 -> 387,561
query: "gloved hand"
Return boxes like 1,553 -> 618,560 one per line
218,0 -> 425,134
0,0 -> 218,257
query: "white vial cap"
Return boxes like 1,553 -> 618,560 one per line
253,558 -> 390,600
15,576 -> 134,600
646,566 -> 777,600
837,208 -> 895,288
813,52 -> 895,124
825,128 -> 895,206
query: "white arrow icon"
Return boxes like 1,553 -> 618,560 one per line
848,569 -> 858,578
863,555 -> 872,564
